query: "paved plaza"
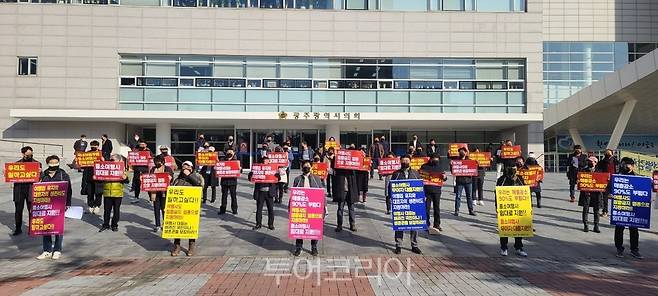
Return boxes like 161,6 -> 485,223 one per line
1,171 -> 657,295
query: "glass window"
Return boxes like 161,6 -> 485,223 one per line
121,0 -> 160,5
179,104 -> 211,111
443,59 -> 474,79
592,63 -> 614,72
171,0 -> 197,7
260,0 -> 283,8
120,104 -> 143,110
295,0 -> 333,9
279,90 -> 311,104
145,63 -> 176,76
475,92 -> 506,105
120,88 -> 143,102
345,0 -> 367,10
345,91 -> 376,104
312,58 -> 341,79
443,92 -> 473,105
443,0 -> 463,10
18,57 -> 37,76
344,59 -> 377,79
145,104 -> 178,111
312,91 -> 343,104
121,63 -> 142,76
144,89 -> 177,102
380,0 -> 427,11
212,89 -> 245,103
508,92 -> 523,104
512,0 -> 525,11
280,58 -> 310,78
246,57 -> 277,78
246,90 -> 278,103
475,107 -> 507,113
179,89 -> 211,102
180,64 -> 212,77
410,92 -> 440,105
444,106 -> 474,113
476,60 -> 504,79
476,0 -> 511,12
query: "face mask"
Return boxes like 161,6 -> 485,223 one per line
516,163 -> 524,168
139,146 -> 146,150
48,163 -> 59,171
90,147 -> 98,151
400,163 -> 410,169
302,167 -> 311,174
24,155 -> 33,161
134,136 -> 139,140
431,159 -> 439,165
227,153 -> 234,157
314,158 -> 320,162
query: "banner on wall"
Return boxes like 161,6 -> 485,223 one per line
618,150 -> 658,177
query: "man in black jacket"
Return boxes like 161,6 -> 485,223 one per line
291,160 -> 324,256
596,149 -> 617,217
12,146 -> 40,236
567,145 -> 588,202
249,157 -> 279,231
453,147 -> 476,216
130,141 -> 152,204
333,165 -> 359,233
420,153 -> 446,235
390,155 -> 422,255
101,134 -> 113,161
614,157 -> 642,259
219,149 -> 240,215
496,166 -> 527,257
82,141 -> 104,215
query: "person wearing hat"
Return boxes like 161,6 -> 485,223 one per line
579,156 -> 603,233
158,145 -> 178,171
170,160 -> 204,256
200,146 -> 219,204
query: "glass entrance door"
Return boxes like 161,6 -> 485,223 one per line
286,130 -> 319,169
340,131 -> 372,150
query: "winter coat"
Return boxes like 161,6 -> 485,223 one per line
12,158 -> 41,202
331,169 -> 359,203
40,168 -> 73,206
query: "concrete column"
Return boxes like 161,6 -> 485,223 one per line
568,128 -> 586,151
607,99 -> 637,150
156,122 -> 171,154
325,123 -> 340,142
508,123 -> 545,167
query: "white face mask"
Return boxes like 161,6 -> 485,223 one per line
48,162 -> 60,167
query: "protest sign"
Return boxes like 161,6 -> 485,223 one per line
495,186 -> 533,237
214,161 -> 241,178
250,164 -> 279,183
311,162 -> 328,180
264,152 -> 289,167
527,165 -> 544,181
653,171 -> 658,193
75,151 -> 103,168
518,168 -> 540,188
410,157 -> 429,171
29,181 -> 67,236
4,162 -> 40,183
577,172 -> 610,192
93,161 -> 125,181
324,141 -> 339,151
450,160 -> 479,176
140,173 -> 171,192
500,145 -> 522,159
162,186 -> 202,239
361,157 -> 372,172
378,157 -> 401,176
288,187 -> 326,240
334,149 -> 364,170
389,179 -> 427,231
469,152 -> 492,167
128,151 -> 151,167
419,169 -> 444,186
196,151 -> 218,166
448,143 -> 469,158
610,174 -> 652,229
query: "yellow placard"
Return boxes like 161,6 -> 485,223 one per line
619,150 -> 658,177
495,186 -> 533,238
162,186 -> 202,239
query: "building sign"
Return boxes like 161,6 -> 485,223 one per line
448,143 -> 469,158
279,111 -> 361,121
334,150 -> 364,170
378,157 -> 400,176
450,160 -> 478,176
610,174 -> 652,229
93,161 -> 125,181
577,172 -> 610,192
557,135 -> 658,154
4,162 -> 40,183
288,187 -> 325,241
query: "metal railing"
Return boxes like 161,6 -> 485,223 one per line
0,139 -> 64,159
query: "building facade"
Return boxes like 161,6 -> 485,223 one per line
8,0 -> 645,168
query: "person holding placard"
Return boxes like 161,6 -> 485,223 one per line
471,147 -> 487,207
12,146 -> 40,236
420,153 -> 447,234
333,155 -> 359,233
383,152 -> 397,215
81,141 -> 104,215
524,156 -> 543,208
391,155 -> 423,255
200,146 -> 219,204
149,155 -> 174,233
291,160 -> 324,256
273,146 -> 289,204
368,138 -> 384,180
324,147 -> 335,198
578,156 -> 603,233
614,157 -> 642,259
356,147 -> 370,203
567,145 -> 588,203
37,155 -> 72,260
596,149 -> 617,217
130,141 -> 152,204
219,149 -> 240,215
249,157 -> 280,231
452,147 -> 476,216
170,161 -> 204,256
495,166 -> 527,257
99,154 -> 129,233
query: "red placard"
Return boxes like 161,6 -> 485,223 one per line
410,157 -> 430,171
215,161 -> 241,178
250,164 -> 279,183
311,162 -> 328,180
140,173 -> 171,192
4,162 -> 40,183
450,159 -> 478,176
448,143 -> 469,158
420,169 -> 445,186
264,152 -> 289,167
378,157 -> 401,176
93,161 -> 125,181
29,181 -> 67,236
527,165 -> 544,181
361,157 -> 372,172
196,151 -> 219,166
75,151 -> 103,168
577,172 -> 611,192
128,151 -> 152,167
500,145 -> 522,159
518,168 -> 539,187
653,171 -> 658,193
469,152 -> 492,167
334,150 -> 364,170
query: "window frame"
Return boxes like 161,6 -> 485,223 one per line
17,56 -> 38,76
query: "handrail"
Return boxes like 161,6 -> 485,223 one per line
0,139 -> 64,158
